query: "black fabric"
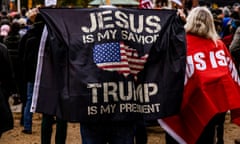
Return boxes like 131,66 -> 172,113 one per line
23,20 -> 44,83
4,33 -> 21,93
0,88 -> 13,135
41,114 -> 67,144
18,19 -> 44,101
35,8 -> 186,122
24,36 -> 41,82
0,43 -> 14,135
0,43 -> 16,97
231,50 -> 240,75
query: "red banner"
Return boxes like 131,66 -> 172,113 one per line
160,34 -> 240,144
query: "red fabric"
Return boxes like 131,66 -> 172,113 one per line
161,34 -> 240,144
139,0 -> 153,9
222,34 -> 233,48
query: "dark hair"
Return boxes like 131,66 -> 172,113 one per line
21,7 -> 27,16
1,11 -> 7,16
34,13 -> 44,23
231,11 -> 240,20
10,22 -> 20,34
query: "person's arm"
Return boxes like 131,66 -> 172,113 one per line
177,8 -> 186,24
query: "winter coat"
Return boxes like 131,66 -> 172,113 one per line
0,43 -> 16,136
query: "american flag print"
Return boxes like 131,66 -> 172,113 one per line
93,42 -> 148,77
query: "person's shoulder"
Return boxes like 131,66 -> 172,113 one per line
0,42 -> 8,49
25,35 -> 39,48
26,36 -> 38,42
216,39 -> 228,48
22,28 -> 37,41
5,33 -> 21,41
0,42 -> 8,54
186,33 -> 205,41
235,26 -> 240,33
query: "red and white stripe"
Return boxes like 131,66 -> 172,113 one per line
96,43 -> 148,77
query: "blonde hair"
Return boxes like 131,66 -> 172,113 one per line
185,6 -> 220,43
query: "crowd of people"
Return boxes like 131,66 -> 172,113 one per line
0,6 -> 68,144
0,1 -> 240,144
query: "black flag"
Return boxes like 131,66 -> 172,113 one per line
32,8 -> 186,122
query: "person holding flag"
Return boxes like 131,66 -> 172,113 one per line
160,6 -> 240,144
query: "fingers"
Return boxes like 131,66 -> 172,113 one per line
177,9 -> 186,22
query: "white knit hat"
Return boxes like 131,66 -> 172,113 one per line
0,24 -> 10,36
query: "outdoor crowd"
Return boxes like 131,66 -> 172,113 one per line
0,5 -> 68,144
0,1 -> 240,144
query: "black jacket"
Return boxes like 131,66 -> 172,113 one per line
0,43 -> 15,135
17,18 -> 44,102
20,18 -> 44,83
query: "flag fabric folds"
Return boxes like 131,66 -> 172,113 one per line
159,34 -> 240,144
31,8 -> 186,122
